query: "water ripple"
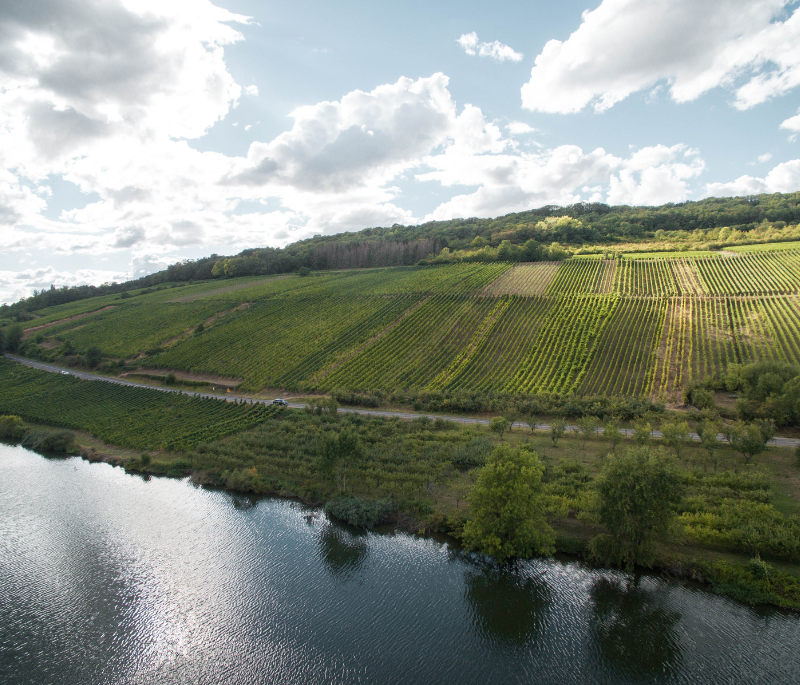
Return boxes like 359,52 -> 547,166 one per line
1,444 -> 798,685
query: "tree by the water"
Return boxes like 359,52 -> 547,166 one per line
590,447 -> 684,570
462,444 -> 554,563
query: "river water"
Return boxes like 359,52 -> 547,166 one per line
1,443 -> 798,684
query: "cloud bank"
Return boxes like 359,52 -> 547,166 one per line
705,159 -> 800,196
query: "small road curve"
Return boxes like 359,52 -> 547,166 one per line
5,354 -> 799,449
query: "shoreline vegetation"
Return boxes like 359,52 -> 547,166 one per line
2,359 -> 799,612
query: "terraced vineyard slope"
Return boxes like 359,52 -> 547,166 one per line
14,247 -> 800,400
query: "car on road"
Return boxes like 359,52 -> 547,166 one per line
271,398 -> 288,406
60,370 -> 69,375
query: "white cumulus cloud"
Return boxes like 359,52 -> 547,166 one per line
781,108 -> 800,131
505,121 -> 536,135
705,159 -> 800,196
522,0 -> 800,114
457,32 -> 523,62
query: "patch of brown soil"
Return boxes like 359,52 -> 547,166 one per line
23,306 -> 116,338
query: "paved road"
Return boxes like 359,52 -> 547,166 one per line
6,354 -> 799,448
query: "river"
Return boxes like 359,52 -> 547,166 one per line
1,443 -> 798,684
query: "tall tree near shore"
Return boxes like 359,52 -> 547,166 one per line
590,447 -> 684,570
462,444 -> 554,563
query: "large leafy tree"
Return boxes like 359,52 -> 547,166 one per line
462,444 -> 554,563
590,447 -> 684,569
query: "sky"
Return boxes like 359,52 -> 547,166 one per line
2,0 -> 800,304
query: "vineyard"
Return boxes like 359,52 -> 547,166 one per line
0,359 -> 278,451
15,247 -> 800,400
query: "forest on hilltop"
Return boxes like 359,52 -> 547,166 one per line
3,191 -> 800,317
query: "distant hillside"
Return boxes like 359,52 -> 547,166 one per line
3,191 -> 800,317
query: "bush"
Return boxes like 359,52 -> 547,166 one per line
165,373 -> 177,386
298,266 -> 311,277
20,429 -> 76,453
748,555 -> 770,580
450,437 -> 492,470
0,414 -> 26,439
84,346 -> 102,368
224,467 -> 267,494
324,496 -> 393,529
683,379 -> 715,408
4,324 -> 23,353
680,499 -> 800,561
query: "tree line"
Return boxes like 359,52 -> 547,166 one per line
4,191 -> 798,316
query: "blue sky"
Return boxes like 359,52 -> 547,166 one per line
1,0 -> 799,303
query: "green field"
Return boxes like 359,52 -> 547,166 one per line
15,250 -> 800,399
0,358 -> 278,451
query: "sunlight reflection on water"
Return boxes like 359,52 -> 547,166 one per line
1,444 -> 798,684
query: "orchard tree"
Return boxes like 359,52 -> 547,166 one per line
576,416 -> 599,449
490,416 -> 511,441
660,420 -> 690,460
603,420 -> 623,454
524,410 -> 539,435
550,419 -> 566,447
317,427 -> 364,491
462,444 -> 555,563
726,421 -> 775,464
698,419 -> 722,472
632,420 -> 652,445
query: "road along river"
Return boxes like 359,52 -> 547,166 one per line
5,354 -> 799,448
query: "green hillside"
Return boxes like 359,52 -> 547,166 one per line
10,245 -> 800,404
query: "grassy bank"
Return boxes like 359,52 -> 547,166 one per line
5,398 -> 799,611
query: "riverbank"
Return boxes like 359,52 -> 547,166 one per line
5,407 -> 799,613
6,441 -> 797,685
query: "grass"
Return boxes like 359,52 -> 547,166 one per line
729,241 -> 800,253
